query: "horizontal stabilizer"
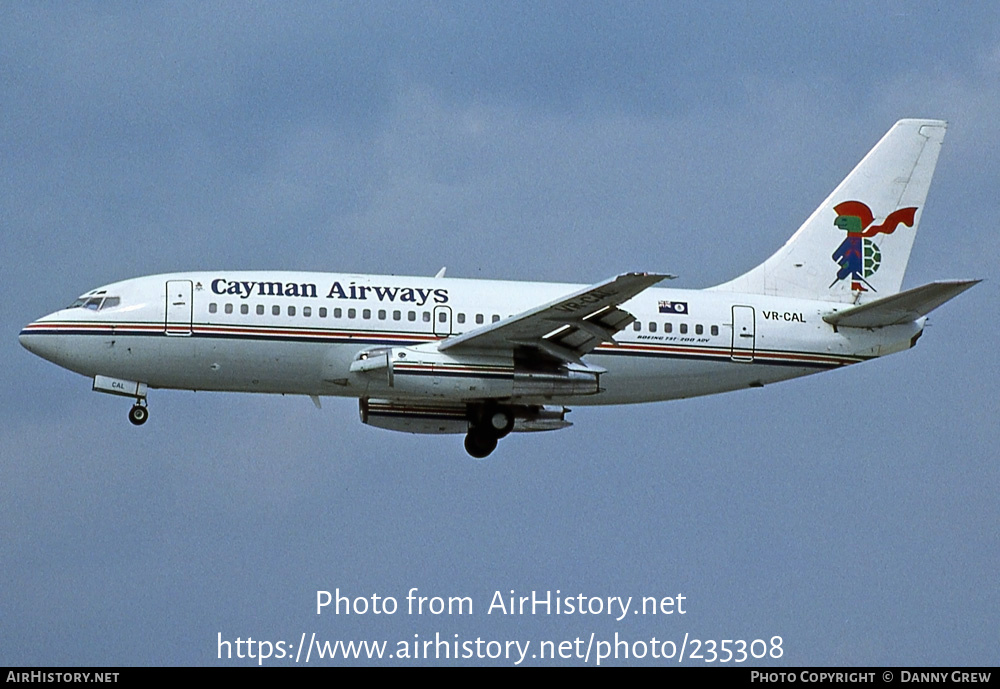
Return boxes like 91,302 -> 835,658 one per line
823,280 -> 979,328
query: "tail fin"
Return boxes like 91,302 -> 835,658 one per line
711,119 -> 947,303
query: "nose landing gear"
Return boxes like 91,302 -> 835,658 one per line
91,376 -> 150,426
128,402 -> 149,426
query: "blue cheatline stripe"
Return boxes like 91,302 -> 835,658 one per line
22,321 -> 865,369
597,347 -> 853,369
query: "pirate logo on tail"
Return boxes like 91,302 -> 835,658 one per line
830,201 -> 918,292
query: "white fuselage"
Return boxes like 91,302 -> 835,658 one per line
19,271 -> 921,406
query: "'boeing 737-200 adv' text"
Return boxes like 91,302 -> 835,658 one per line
20,119 -> 978,457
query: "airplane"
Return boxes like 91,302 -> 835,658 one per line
19,119 -> 978,458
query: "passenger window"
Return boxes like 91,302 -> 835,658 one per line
225,303 -> 233,314
335,308 -> 343,318
711,325 -> 719,336
348,308 -> 356,319
257,304 -> 264,315
680,323 -> 688,334
241,304 -> 249,315
393,310 -> 401,321
272,305 -> 280,316
209,303 -> 217,314
696,324 -> 703,335
288,305 -> 296,316
378,309 -> 386,320
649,322 -> 657,332
319,307 -> 327,318
476,314 -> 484,324
362,309 -> 371,320
439,312 -> 447,323
492,315 -> 500,323
664,322 -> 672,333
303,306 -> 311,317
457,313 -> 466,324
408,311 -> 416,322
422,312 -> 431,322
633,321 -> 641,331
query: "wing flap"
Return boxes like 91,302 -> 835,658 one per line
439,272 -> 672,360
823,279 -> 979,328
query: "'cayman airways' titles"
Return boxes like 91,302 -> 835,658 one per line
325,282 -> 448,306
210,278 -> 449,305
212,279 -> 318,299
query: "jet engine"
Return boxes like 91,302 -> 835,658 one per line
360,398 -> 572,435
349,343 -> 602,401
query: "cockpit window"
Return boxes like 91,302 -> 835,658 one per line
67,295 -> 121,311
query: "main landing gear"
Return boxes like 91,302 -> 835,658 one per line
128,401 -> 149,426
464,406 -> 514,459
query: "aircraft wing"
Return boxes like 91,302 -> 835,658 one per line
438,272 -> 672,362
823,279 -> 980,328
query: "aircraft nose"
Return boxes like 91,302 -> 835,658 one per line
19,324 -> 37,352
19,317 -> 63,363
19,321 -> 45,355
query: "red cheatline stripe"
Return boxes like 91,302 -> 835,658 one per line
601,342 -> 862,366
24,322 -> 162,332
27,321 -> 862,365
196,325 -> 431,340
26,321 -> 438,341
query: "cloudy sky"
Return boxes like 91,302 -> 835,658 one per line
3,2 -> 997,666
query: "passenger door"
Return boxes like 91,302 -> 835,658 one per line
164,280 -> 193,336
731,305 -> 755,362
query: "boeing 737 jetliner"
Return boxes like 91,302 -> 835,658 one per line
20,119 -> 977,457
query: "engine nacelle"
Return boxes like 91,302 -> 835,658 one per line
360,398 -> 572,435
360,398 -> 469,434
349,344 -> 601,401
